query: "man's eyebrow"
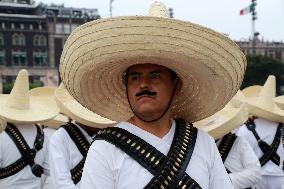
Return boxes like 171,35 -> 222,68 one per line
128,71 -> 140,76
150,70 -> 164,74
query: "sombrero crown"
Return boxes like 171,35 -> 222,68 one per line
0,70 -> 58,123
245,75 -> 284,123
59,1 -> 246,122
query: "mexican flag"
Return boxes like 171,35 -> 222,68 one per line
240,3 -> 256,15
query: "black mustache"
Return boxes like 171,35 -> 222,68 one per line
136,90 -> 157,97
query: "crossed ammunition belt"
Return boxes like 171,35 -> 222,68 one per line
95,119 -> 202,189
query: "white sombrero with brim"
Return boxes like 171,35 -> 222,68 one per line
242,85 -> 262,98
274,96 -> 284,110
55,84 -> 116,128
29,86 -> 68,129
245,75 -> 284,123
59,1 -> 246,122
194,103 -> 248,139
0,70 -> 59,124
230,85 -> 262,108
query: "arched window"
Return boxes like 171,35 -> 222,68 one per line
34,35 -> 47,46
12,33 -> 26,46
19,33 -> 26,46
34,34 -> 40,46
12,33 -> 19,45
40,35 -> 47,46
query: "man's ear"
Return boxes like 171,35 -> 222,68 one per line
174,78 -> 182,95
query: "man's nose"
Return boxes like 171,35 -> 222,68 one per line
139,77 -> 151,89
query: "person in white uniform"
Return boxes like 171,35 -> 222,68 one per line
194,102 -> 261,189
237,75 -> 284,189
0,69 -> 58,189
28,86 -> 69,189
49,84 -> 115,189
195,102 -> 261,189
59,1 -> 247,188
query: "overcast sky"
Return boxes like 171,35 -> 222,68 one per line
38,0 -> 284,41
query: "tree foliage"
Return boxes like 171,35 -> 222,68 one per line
2,81 -> 44,94
241,55 -> 284,95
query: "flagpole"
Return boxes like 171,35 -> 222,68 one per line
251,0 -> 257,55
110,0 -> 114,17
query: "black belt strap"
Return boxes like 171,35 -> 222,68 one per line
0,123 -> 44,179
62,123 -> 91,184
217,134 -> 252,189
218,133 -> 237,164
94,119 -> 202,189
246,118 -> 282,167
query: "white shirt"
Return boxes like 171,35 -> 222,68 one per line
42,127 -> 57,189
0,124 -> 49,189
80,121 -> 234,189
237,118 -> 284,176
49,124 -> 94,189
217,135 -> 261,189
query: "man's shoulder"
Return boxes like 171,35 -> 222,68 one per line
49,126 -> 70,144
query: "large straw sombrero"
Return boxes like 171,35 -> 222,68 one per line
194,103 -> 248,139
55,84 -> 116,128
0,70 -> 58,124
29,86 -> 68,129
59,1 -> 246,123
0,117 -> 6,133
242,85 -> 262,98
245,75 -> 284,123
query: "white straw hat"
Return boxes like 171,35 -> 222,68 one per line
55,84 -> 116,128
41,113 -> 69,129
245,75 -> 284,123
29,86 -> 68,129
274,95 -> 284,110
194,103 -> 248,139
242,85 -> 262,98
29,86 -> 57,97
59,1 -> 246,122
0,117 -> 6,133
0,70 -> 59,124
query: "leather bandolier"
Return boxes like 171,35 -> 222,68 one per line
0,123 -> 44,179
217,133 -> 252,189
94,118 -> 202,189
62,122 -> 91,184
217,132 -> 237,173
245,118 -> 282,167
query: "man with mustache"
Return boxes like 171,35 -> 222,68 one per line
59,1 -> 246,188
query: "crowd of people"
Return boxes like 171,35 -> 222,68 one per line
0,1 -> 283,189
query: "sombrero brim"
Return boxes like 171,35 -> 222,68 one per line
28,86 -> 57,97
194,104 -> 248,139
274,96 -> 284,110
55,88 -> 116,128
60,16 -> 246,122
41,113 -> 69,129
0,95 -> 59,124
246,100 -> 284,123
